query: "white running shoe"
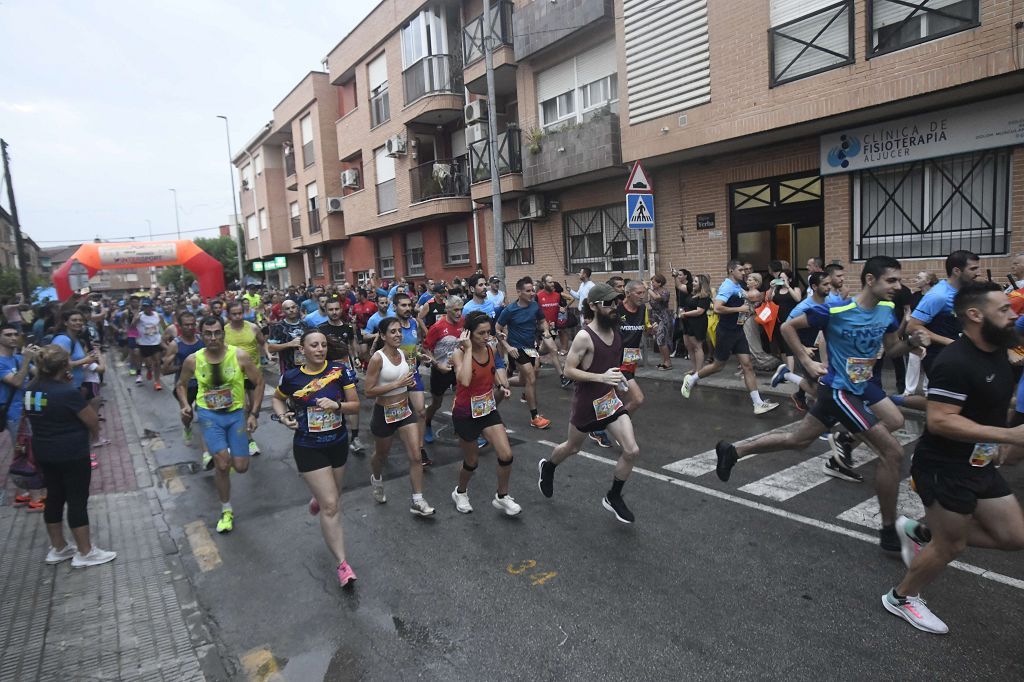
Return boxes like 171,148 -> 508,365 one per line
350,436 -> 366,454
45,543 -> 78,565
410,497 -> 435,517
451,487 -> 473,513
680,373 -> 696,399
896,515 -> 925,568
71,547 -> 117,568
753,400 -> 779,415
492,494 -> 522,516
882,591 -> 948,634
370,475 -> 387,504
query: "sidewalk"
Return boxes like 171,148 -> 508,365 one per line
0,364 -> 223,681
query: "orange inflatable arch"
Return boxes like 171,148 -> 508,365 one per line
52,241 -> 225,300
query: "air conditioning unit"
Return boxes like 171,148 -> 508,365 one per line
341,168 -> 360,188
326,197 -> 343,213
465,100 -> 488,124
466,122 -> 488,145
518,194 -> 546,221
385,135 -> 407,157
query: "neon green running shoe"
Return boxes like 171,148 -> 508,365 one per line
216,510 -> 234,534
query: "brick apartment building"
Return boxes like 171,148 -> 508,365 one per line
235,0 -> 1024,290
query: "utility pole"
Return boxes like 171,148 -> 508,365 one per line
217,115 -> 246,291
482,0 -> 505,283
1,140 -> 32,301
169,189 -> 184,291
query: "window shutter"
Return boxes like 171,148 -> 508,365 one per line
368,53 -> 388,90
374,147 -> 395,183
771,0 -> 836,26
575,40 -> 617,86
300,115 -> 313,144
873,0 -> 964,28
451,128 -> 467,158
406,231 -> 423,249
536,59 -> 575,103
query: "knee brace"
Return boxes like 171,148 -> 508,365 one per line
462,461 -> 478,472
497,456 -> 513,467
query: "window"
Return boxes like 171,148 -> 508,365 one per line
869,0 -> 978,58
290,202 -> 301,238
306,182 -> 320,234
241,164 -> 253,191
330,246 -> 345,281
125,273 -> 139,282
444,223 -> 469,265
541,91 -> 575,127
565,204 -> 645,272
258,208 -> 268,231
401,7 -> 458,102
254,152 -> 263,175
536,41 -> 617,130
374,146 -> 397,213
246,213 -> 257,240
300,114 -> 315,167
853,149 -> 1010,260
368,53 -> 390,128
404,230 -> 425,276
580,75 -> 617,110
377,237 -> 395,278
769,1 -> 854,87
313,252 -> 324,278
503,221 -> 534,266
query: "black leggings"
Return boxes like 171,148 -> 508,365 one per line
40,458 -> 92,528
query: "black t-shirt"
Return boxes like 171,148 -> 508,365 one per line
317,322 -> 352,361
684,295 -> 711,335
25,380 -> 90,462
892,284 -> 913,324
423,299 -> 445,328
914,336 -> 1015,471
269,319 -> 308,372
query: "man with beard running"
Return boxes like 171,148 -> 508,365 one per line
318,296 -> 365,454
393,293 -> 431,466
267,300 -> 308,375
421,296 -> 465,445
538,283 -> 641,523
883,280 -> 1024,634
462,274 -> 497,319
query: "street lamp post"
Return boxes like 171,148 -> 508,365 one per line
169,189 -> 184,291
217,115 -> 246,290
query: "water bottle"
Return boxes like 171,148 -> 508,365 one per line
617,379 -> 629,392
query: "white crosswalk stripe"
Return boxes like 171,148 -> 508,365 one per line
663,421 -> 805,477
837,477 -> 927,529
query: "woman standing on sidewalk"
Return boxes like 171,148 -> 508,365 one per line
648,274 -> 673,370
25,345 -> 116,568
681,274 -> 712,374
272,330 -> 361,587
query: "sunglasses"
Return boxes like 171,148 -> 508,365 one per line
597,299 -> 620,308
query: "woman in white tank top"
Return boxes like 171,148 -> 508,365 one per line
364,318 -> 434,516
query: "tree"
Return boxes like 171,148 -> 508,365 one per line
0,269 -> 47,301
158,236 -> 240,291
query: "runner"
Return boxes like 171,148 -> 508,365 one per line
536,275 -> 572,389
267,300 -> 308,375
364,317 -> 435,516
462,274 -> 496,319
161,311 -> 208,465
883,280 -> 1024,634
304,292 -> 330,327
496,277 -> 552,430
770,271 -> 830,411
448,311 -> 520,516
133,298 -> 163,390
714,256 -> 930,550
224,300 -> 266,457
317,296 -> 364,453
176,316 -> 265,534
680,260 -> 778,415
485,276 -> 506,318
272,330 -> 361,587
392,293 -> 430,465
421,296 -> 464,445
417,284 -> 448,330
537,283 -> 642,523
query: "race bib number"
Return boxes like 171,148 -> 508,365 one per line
294,349 -> 306,366
144,325 -> 158,336
592,389 -> 624,421
846,357 -> 875,384
622,347 -> 641,364
203,387 -> 233,410
969,442 -> 997,468
306,406 -> 342,433
523,348 -> 539,358
383,398 -> 413,424
471,391 -> 496,419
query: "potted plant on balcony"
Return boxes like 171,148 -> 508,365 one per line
526,128 -> 544,155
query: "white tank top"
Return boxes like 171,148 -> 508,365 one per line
376,348 -> 409,397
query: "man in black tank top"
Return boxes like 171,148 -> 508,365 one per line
537,283 -> 641,524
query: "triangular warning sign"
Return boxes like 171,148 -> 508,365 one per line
626,161 -> 652,193
630,197 -> 652,223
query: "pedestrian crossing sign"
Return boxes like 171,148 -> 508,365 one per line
627,193 -> 654,229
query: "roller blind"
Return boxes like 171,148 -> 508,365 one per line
374,146 -> 395,183
771,0 -> 839,26
873,0 -> 966,27
536,59 -> 574,103
576,40 -> 616,86
368,53 -> 388,90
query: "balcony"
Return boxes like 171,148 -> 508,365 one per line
409,157 -> 470,204
464,2 -> 517,95
403,54 -> 462,104
523,110 -> 622,189
513,0 -> 612,61
469,128 -> 522,183
463,1 -> 513,64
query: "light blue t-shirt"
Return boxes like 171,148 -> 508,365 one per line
363,311 -> 386,336
715,278 -> 746,328
0,354 -> 27,426
463,297 -> 496,319
417,292 -> 433,307
301,298 -> 319,314
304,310 -> 328,327
788,296 -> 827,347
53,334 -> 87,388
805,299 -> 899,394
911,279 -> 960,358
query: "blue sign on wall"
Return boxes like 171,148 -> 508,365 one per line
626,193 -> 654,230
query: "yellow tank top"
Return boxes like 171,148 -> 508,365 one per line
194,346 -> 246,411
224,321 -> 259,360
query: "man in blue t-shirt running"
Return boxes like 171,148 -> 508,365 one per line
497,277 -> 553,430
713,256 -> 932,553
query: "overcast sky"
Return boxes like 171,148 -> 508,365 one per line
0,0 -> 378,248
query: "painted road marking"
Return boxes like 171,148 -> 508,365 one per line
536,440 -> 1024,592
183,520 -> 222,572
662,421 -> 805,477
837,477 -> 926,529
159,468 -> 185,495
241,647 -> 282,681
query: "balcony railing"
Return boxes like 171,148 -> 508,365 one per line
376,179 -> 397,213
469,128 -> 522,183
463,1 -> 514,65
403,55 -> 462,103
370,88 -> 390,128
308,209 -> 320,234
290,216 -> 301,238
409,157 -> 470,203
284,150 -> 296,176
404,248 -> 425,276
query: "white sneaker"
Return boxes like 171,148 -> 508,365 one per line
882,591 -> 948,634
492,494 -> 522,516
451,487 -> 473,513
45,543 -> 78,565
350,436 -> 365,454
753,400 -> 779,415
71,547 -> 117,568
410,497 -> 435,517
370,475 -> 387,504
680,373 -> 696,399
896,515 -> 925,569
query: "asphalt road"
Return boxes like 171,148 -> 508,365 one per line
125,363 -> 1024,681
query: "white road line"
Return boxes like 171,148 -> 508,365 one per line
662,421 -> 805,477
837,477 -> 926,530
536,440 -> 1024,592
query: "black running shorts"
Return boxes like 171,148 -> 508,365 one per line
809,382 -> 884,434
910,461 -> 1012,515
370,402 -> 418,439
452,410 -> 503,442
293,440 -> 349,473
713,327 -> 749,362
429,368 -> 457,396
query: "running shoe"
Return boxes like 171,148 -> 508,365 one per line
823,456 -> 863,483
680,373 -> 696,399
520,393 -> 527,404
492,494 -> 522,516
451,488 -> 473,513
71,546 -> 118,568
26,499 -> 46,513
602,495 -> 635,524
537,458 -> 555,498
248,440 -> 261,457
216,510 -> 234,534
714,441 -> 738,482
896,515 -> 927,568
45,543 -> 78,565
350,436 -> 366,454
371,476 -> 387,504
753,400 -> 779,415
13,493 -> 30,507
337,561 -> 357,588
135,375 -> 143,385
791,390 -> 808,413
420,448 -> 432,467
409,497 -> 435,517
770,364 -> 789,388
91,438 -> 111,448
828,432 -> 856,468
154,381 -> 162,391
183,426 -> 193,445
879,524 -> 901,552
477,436 -> 489,449
559,375 -> 572,389
589,431 -> 613,448
89,453 -> 99,470
529,415 -> 551,430
882,590 -> 948,634
308,497 -> 320,516
424,424 -> 435,444
128,368 -> 137,376
146,369 -> 153,381
201,452 -> 214,471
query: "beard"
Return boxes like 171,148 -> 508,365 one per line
595,308 -> 619,330
981,317 -> 1019,349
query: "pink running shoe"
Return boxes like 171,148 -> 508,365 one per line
308,497 -> 320,516
337,561 -> 357,588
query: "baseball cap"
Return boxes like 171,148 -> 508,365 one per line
432,283 -> 447,293
587,282 -> 624,306
141,297 -> 153,306
489,276 -> 500,283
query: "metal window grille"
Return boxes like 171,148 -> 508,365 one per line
769,1 -> 854,87
868,0 -> 979,58
564,204 -> 645,273
503,220 -> 534,266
